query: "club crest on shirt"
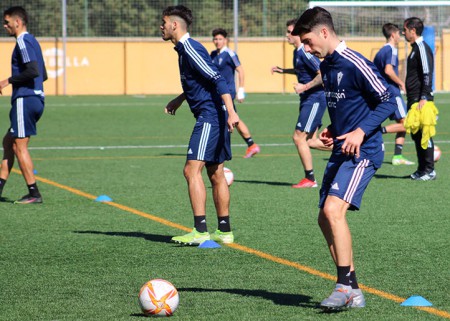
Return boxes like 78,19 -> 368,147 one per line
337,72 -> 343,86
218,58 -> 223,65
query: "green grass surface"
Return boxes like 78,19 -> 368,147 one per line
0,93 -> 448,320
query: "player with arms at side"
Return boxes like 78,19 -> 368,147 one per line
0,6 -> 47,203
272,19 -> 331,188
161,5 -> 239,245
210,28 -> 260,158
374,23 -> 414,166
403,17 -> 436,181
292,7 -> 397,309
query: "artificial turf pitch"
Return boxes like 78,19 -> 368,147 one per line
0,94 -> 448,320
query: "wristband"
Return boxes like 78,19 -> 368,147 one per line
237,87 -> 245,100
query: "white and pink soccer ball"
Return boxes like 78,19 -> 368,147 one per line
138,279 -> 179,317
434,145 -> 441,162
223,167 -> 234,186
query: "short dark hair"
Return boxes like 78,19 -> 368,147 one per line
286,18 -> 297,28
4,6 -> 28,26
404,17 -> 424,36
382,23 -> 399,39
162,5 -> 193,27
212,28 -> 227,38
291,7 -> 335,36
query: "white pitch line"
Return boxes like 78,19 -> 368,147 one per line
25,140 -> 450,151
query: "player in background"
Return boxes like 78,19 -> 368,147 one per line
403,17 -> 436,181
0,6 -> 47,204
161,5 -> 239,245
374,23 -> 414,166
292,7 -> 397,309
271,19 -> 331,188
210,28 -> 260,158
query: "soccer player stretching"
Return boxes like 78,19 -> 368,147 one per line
210,28 -> 260,158
161,5 -> 239,245
292,7 -> 397,309
0,6 -> 47,203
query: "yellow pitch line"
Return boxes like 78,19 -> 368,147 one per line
21,169 -> 449,319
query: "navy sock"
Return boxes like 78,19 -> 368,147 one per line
349,270 -> 359,289
336,266 -> 351,286
217,216 -> 231,232
194,216 -> 207,233
305,169 -> 315,182
27,183 -> 41,198
394,144 -> 403,155
244,137 -> 254,147
0,178 -> 6,196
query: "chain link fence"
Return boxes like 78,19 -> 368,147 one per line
1,1 -> 308,38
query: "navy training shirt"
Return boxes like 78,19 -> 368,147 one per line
174,33 -> 230,121
11,32 -> 46,102
210,46 -> 240,99
294,44 -> 322,97
373,43 -> 399,88
320,41 -> 397,168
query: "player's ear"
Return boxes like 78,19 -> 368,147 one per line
320,27 -> 328,39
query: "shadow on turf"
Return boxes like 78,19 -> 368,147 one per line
176,287 -> 319,308
161,152 -> 186,156
0,197 -> 14,203
374,173 -> 412,179
233,179 -> 292,186
74,230 -> 173,243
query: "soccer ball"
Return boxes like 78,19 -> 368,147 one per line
138,279 -> 179,317
223,167 -> 234,186
434,145 -> 441,162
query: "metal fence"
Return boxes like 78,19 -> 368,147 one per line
1,0 -> 309,38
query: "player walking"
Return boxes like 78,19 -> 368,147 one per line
292,7 -> 397,309
272,19 -> 331,188
374,23 -> 414,166
210,28 -> 260,158
0,6 -> 47,203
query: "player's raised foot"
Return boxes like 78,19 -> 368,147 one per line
210,230 -> 234,244
320,284 -> 354,310
14,194 -> 43,204
244,144 -> 260,158
392,155 -> 415,165
171,228 -> 210,245
349,288 -> 366,308
292,178 -> 318,188
411,170 -> 436,181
